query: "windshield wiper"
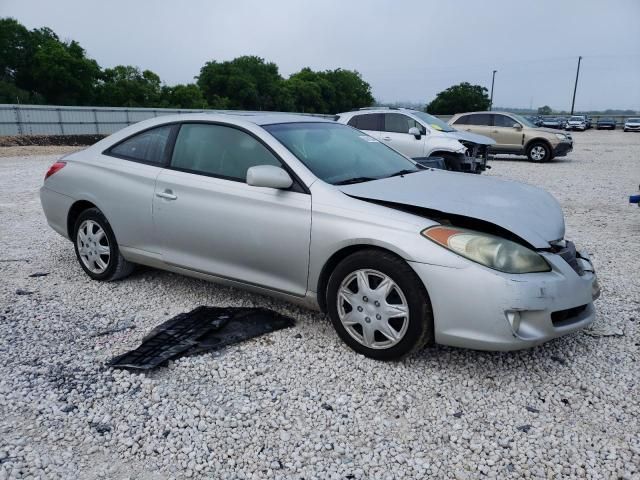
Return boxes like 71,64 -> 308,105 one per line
386,169 -> 419,178
334,176 -> 377,185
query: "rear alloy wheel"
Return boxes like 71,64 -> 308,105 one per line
73,208 -> 134,281
326,250 -> 433,360
527,142 -> 551,162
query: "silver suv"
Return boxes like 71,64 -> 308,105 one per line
336,108 -> 494,173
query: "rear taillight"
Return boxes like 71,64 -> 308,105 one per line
44,161 -> 66,180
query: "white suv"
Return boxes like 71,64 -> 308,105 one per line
335,108 -> 495,173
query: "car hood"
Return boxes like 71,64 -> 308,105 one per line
443,129 -> 496,146
339,170 -> 565,248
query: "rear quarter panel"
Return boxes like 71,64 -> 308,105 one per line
45,152 -> 163,252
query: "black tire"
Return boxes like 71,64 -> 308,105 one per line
73,207 -> 134,281
326,249 -> 434,360
526,141 -> 551,162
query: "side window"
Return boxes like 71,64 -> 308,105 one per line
109,125 -> 173,163
452,115 -> 468,125
383,114 -> 422,134
170,123 -> 281,181
348,114 -> 381,131
494,115 -> 517,127
466,114 -> 492,126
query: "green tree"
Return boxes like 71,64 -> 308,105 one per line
0,20 -> 100,104
197,56 -> 286,110
95,66 -> 162,107
284,68 -> 333,113
0,18 -> 31,83
537,105 -> 553,115
282,67 -> 373,114
160,83 -> 206,109
28,38 -> 100,105
322,68 -> 373,113
425,82 -> 490,115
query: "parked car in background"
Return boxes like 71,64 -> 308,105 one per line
567,116 -> 588,131
585,116 -> 593,129
596,118 -> 616,130
449,111 -> 573,162
540,117 -> 564,129
624,118 -> 640,132
40,113 -> 599,359
335,108 -> 494,173
526,115 -> 544,127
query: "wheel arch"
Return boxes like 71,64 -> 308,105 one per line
524,137 -> 553,154
315,244 -> 410,313
67,200 -> 98,238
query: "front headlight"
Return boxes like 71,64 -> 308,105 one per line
555,133 -> 566,140
422,226 -> 550,274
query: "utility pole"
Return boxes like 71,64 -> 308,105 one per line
489,70 -> 497,111
570,56 -> 582,115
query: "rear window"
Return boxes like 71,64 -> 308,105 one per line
347,114 -> 382,131
466,114 -> 492,126
108,125 -> 173,164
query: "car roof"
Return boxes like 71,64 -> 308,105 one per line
337,107 -> 421,116
140,111 -> 335,127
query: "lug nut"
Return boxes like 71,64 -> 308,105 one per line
363,296 -> 368,302
376,314 -> 381,320
374,301 -> 380,307
365,317 -> 371,323
357,306 -> 363,312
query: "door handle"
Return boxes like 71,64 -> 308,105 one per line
492,130 -> 499,133
382,137 -> 392,141
156,190 -> 177,200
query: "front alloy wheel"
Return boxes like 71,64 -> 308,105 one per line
337,269 -> 409,349
326,249 -> 434,360
527,142 -> 550,162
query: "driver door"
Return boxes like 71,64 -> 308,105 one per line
153,122 -> 311,296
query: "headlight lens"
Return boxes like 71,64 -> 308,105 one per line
555,133 -> 566,140
422,226 -> 550,274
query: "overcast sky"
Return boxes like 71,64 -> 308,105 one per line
2,0 -> 639,111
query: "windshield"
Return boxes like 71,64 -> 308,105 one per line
628,118 -> 640,122
509,113 -> 536,128
410,111 -> 456,132
264,122 -> 419,185
570,116 -> 583,121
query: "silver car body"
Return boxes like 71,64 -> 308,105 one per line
40,113 -> 598,351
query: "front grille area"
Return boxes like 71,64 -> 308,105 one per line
551,304 -> 588,327
550,241 -> 584,275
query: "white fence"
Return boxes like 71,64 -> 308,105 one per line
0,104 -> 333,136
1,104 -> 636,136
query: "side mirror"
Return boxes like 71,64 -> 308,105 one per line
513,123 -> 522,130
246,165 -> 293,189
408,127 -> 422,139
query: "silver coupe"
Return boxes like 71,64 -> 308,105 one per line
40,113 -> 600,359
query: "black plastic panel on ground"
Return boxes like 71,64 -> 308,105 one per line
108,307 -> 295,370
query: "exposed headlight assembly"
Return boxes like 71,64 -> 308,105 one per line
422,226 -> 550,274
555,133 -> 566,140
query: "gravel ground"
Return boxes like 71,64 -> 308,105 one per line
1,130 -> 639,479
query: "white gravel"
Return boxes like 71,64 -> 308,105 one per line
1,130 -> 639,479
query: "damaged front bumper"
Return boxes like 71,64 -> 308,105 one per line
409,244 -> 599,351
